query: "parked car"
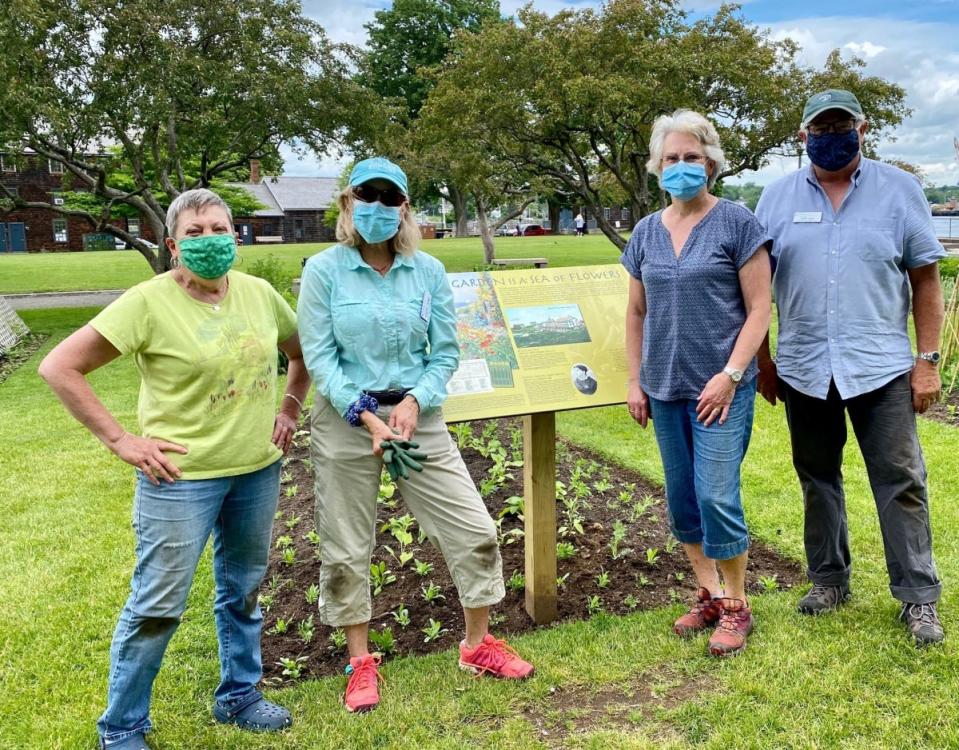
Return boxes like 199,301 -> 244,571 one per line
496,223 -> 519,236
517,223 -> 546,236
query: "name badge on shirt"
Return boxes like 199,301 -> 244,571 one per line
420,291 -> 432,323
793,211 -> 822,223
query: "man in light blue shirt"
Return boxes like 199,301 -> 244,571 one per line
755,89 -> 946,646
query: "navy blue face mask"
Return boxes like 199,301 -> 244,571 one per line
805,130 -> 860,172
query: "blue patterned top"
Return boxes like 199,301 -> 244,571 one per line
620,199 -> 770,401
755,157 -> 945,400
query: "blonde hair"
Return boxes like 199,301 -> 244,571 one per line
335,188 -> 420,254
646,109 -> 726,190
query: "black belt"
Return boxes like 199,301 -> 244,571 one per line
365,389 -> 410,405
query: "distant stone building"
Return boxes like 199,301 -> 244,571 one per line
226,160 -> 339,245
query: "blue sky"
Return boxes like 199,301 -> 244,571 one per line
290,0 -> 959,186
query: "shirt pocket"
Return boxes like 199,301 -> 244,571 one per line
331,298 -> 373,347
405,296 -> 430,345
855,219 -> 900,262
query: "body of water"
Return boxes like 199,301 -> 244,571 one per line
933,216 -> 959,238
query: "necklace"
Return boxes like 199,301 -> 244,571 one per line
367,257 -> 393,275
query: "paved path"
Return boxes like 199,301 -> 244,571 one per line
4,290 -> 124,310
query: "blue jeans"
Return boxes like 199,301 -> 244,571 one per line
648,380 -> 755,560
97,460 -> 281,744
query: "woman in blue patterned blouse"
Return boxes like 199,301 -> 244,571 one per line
297,157 -> 533,714
621,111 -> 772,657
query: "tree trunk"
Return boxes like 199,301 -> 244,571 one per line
142,211 -> 171,273
447,183 -> 468,238
547,197 -> 561,234
474,194 -> 496,264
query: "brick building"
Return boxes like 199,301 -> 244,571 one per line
1,152 -> 338,253
0,151 -> 156,253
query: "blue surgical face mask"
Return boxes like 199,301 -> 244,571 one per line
661,161 -> 709,201
353,201 -> 401,244
805,130 -> 860,172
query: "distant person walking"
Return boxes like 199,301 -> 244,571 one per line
622,110 -> 772,657
39,189 -> 309,748
755,89 -> 947,646
575,211 -> 586,236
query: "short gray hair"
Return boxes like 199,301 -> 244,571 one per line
646,109 -> 726,190
165,188 -> 234,237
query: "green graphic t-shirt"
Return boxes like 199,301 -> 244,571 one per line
91,271 -> 297,479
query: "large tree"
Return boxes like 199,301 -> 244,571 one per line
361,0 -> 501,237
0,0 -> 364,271
424,0 -> 908,249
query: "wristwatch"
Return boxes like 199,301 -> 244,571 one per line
917,351 -> 941,365
723,366 -> 744,383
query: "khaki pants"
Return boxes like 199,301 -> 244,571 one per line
310,398 -> 505,626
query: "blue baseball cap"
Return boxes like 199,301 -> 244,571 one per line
349,157 -> 409,196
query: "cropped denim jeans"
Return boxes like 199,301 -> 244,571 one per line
648,380 -> 755,560
97,460 -> 281,745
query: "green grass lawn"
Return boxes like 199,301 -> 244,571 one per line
0,235 -> 623,295
4,308 -> 959,749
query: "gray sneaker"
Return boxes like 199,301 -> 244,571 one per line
900,602 -> 944,646
797,583 -> 851,615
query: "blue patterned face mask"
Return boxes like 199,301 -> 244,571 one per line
805,130 -> 860,172
661,162 -> 708,201
353,201 -> 401,244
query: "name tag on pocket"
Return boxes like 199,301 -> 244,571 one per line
420,291 -> 432,323
793,211 -> 822,223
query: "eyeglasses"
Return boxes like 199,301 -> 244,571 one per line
662,153 -> 707,166
352,184 -> 407,207
807,120 -> 857,136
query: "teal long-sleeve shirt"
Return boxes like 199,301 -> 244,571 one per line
297,244 -> 460,420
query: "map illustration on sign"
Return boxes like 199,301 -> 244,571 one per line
443,265 -> 631,422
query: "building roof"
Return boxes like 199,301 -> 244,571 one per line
228,175 -> 340,216
262,176 -> 340,211
225,180 -> 285,217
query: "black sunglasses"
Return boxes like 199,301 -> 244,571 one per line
352,184 -> 407,207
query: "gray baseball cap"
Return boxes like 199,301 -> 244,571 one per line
801,89 -> 864,128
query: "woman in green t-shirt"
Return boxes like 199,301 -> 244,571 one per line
39,189 -> 309,750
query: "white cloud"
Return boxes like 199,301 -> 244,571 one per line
844,40 -> 886,58
732,16 -> 959,186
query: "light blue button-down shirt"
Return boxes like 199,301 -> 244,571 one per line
756,157 -> 945,400
297,244 -> 460,418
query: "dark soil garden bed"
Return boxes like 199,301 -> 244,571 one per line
0,334 -> 47,385
924,389 -> 959,427
259,416 -> 804,683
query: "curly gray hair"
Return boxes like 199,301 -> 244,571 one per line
646,110 -> 726,190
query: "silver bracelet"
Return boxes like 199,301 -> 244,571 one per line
283,392 -> 303,409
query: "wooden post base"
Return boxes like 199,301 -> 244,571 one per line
523,411 -> 558,624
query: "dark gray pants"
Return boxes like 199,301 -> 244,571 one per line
781,374 -> 941,604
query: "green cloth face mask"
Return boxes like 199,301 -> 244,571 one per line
177,234 -> 237,279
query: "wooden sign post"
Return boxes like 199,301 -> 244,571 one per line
522,411 -> 558,623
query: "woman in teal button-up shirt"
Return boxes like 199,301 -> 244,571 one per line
298,158 -> 533,714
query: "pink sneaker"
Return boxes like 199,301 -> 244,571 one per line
459,634 -> 534,679
343,654 -> 383,713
